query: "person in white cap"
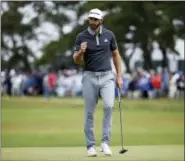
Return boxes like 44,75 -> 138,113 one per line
73,8 -> 123,157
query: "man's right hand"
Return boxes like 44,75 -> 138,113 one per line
80,42 -> 87,53
73,42 -> 87,65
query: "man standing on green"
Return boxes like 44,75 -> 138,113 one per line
73,8 -> 123,157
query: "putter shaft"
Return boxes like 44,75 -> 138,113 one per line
118,89 -> 124,150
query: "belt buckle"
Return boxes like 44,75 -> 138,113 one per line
94,72 -> 100,76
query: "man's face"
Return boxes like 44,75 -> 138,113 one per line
88,17 -> 102,30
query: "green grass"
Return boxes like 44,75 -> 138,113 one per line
1,97 -> 184,161
2,96 -> 184,147
2,145 -> 184,161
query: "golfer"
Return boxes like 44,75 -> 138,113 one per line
73,8 -> 123,156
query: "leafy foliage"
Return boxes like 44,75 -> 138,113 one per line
1,1 -> 184,71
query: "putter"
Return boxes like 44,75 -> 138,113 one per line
118,88 -> 128,154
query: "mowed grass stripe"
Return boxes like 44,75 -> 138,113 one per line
2,97 -> 184,147
2,145 -> 184,161
2,96 -> 184,111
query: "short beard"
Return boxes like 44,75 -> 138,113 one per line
89,23 -> 101,30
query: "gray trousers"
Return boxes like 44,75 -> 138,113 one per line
82,71 -> 115,149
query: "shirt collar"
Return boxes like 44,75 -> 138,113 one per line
87,25 -> 103,36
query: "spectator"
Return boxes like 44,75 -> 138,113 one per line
55,70 -> 66,97
47,69 -> 57,97
150,70 -> 162,98
25,72 -> 37,95
138,70 -> 151,98
55,69 -> 74,97
176,73 -> 184,99
161,68 -> 170,97
43,72 -> 50,97
71,70 -> 83,97
168,72 -> 179,99
1,70 -> 6,95
11,71 -> 24,96
128,73 -> 140,99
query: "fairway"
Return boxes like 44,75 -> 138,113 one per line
1,97 -> 184,161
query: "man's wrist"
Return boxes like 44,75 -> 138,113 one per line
117,73 -> 122,77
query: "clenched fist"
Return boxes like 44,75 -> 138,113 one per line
80,42 -> 87,53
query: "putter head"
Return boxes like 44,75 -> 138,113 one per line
119,148 -> 128,154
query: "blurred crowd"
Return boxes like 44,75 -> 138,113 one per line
1,68 -> 184,99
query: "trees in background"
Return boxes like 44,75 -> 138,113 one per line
1,1 -> 184,71
1,1 -> 78,71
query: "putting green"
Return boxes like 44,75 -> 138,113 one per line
2,145 -> 184,161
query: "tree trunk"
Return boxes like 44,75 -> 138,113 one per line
159,45 -> 168,69
142,43 -> 153,71
122,53 -> 131,73
120,43 -> 131,73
